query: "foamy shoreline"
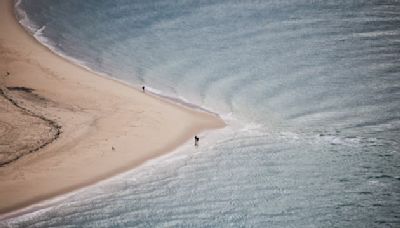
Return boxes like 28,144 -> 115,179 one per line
13,0 -> 221,118
0,0 -> 224,215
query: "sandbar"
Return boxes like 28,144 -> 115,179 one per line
0,0 -> 224,214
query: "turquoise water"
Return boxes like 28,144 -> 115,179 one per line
2,0 -> 400,227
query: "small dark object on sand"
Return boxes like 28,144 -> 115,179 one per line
142,86 -> 145,92
112,146 -> 115,151
7,86 -> 34,93
6,72 -> 10,76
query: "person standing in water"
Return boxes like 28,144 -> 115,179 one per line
142,86 -> 145,92
194,136 -> 199,147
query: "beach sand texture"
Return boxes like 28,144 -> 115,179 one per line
0,0 -> 224,214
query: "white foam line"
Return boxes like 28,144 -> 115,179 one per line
13,2 -> 226,123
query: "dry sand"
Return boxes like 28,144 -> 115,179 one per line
0,0 -> 224,214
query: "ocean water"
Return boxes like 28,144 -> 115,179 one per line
2,0 -> 400,227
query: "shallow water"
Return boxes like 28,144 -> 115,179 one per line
3,0 -> 400,227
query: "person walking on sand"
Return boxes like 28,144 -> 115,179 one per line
142,86 -> 145,93
194,136 -> 199,147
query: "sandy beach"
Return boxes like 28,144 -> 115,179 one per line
0,0 -> 224,215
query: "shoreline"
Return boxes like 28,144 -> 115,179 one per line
13,0 -> 221,119
0,0 -> 225,215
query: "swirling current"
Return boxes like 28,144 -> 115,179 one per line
2,0 -> 400,227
